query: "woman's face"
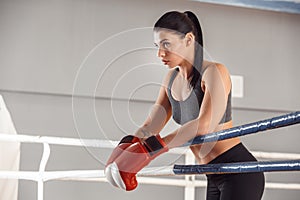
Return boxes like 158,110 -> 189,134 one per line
154,29 -> 188,68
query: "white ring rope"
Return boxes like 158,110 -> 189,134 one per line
0,132 -> 299,200
1,133 -> 300,159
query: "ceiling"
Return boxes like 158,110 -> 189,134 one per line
191,0 -> 300,14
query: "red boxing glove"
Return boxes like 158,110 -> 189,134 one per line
105,135 -> 140,187
107,134 -> 168,191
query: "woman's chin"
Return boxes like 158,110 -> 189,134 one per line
166,63 -> 176,69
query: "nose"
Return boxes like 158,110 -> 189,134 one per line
157,48 -> 166,58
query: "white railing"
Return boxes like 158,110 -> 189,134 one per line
0,133 -> 300,200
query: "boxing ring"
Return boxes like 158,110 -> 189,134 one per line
0,111 -> 299,200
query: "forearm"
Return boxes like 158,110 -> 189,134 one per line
134,103 -> 171,138
163,118 -> 210,149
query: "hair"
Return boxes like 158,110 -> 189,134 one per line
154,11 -> 204,88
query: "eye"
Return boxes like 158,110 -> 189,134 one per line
162,42 -> 171,49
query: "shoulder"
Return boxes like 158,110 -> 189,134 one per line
202,61 -> 230,79
163,68 -> 177,84
202,61 -> 231,91
160,68 -> 178,91
202,60 -> 229,75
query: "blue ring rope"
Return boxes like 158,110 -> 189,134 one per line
173,160 -> 300,175
183,111 -> 300,147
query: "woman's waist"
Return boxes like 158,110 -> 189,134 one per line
196,138 -> 241,164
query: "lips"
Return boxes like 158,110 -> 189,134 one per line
162,60 -> 169,65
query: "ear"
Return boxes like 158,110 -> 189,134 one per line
185,32 -> 195,47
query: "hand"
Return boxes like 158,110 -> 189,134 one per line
134,127 -> 153,140
105,135 -> 140,187
106,135 -> 168,191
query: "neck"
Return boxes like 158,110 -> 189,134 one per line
178,47 -> 195,80
178,63 -> 193,80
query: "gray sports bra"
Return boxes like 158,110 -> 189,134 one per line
167,68 -> 232,125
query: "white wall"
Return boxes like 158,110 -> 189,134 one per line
0,0 -> 299,199
1,0 -> 300,111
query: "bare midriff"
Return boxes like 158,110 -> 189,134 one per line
190,120 -> 241,164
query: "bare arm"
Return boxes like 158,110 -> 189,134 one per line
163,63 -> 231,148
134,71 -> 173,138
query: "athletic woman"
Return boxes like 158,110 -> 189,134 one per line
106,11 -> 265,200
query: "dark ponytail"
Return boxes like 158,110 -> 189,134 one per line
154,11 -> 204,88
184,11 -> 203,88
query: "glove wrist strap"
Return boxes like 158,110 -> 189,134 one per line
144,135 -> 168,156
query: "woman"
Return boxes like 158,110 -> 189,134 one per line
105,11 -> 265,200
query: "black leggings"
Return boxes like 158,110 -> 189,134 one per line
206,143 -> 265,200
